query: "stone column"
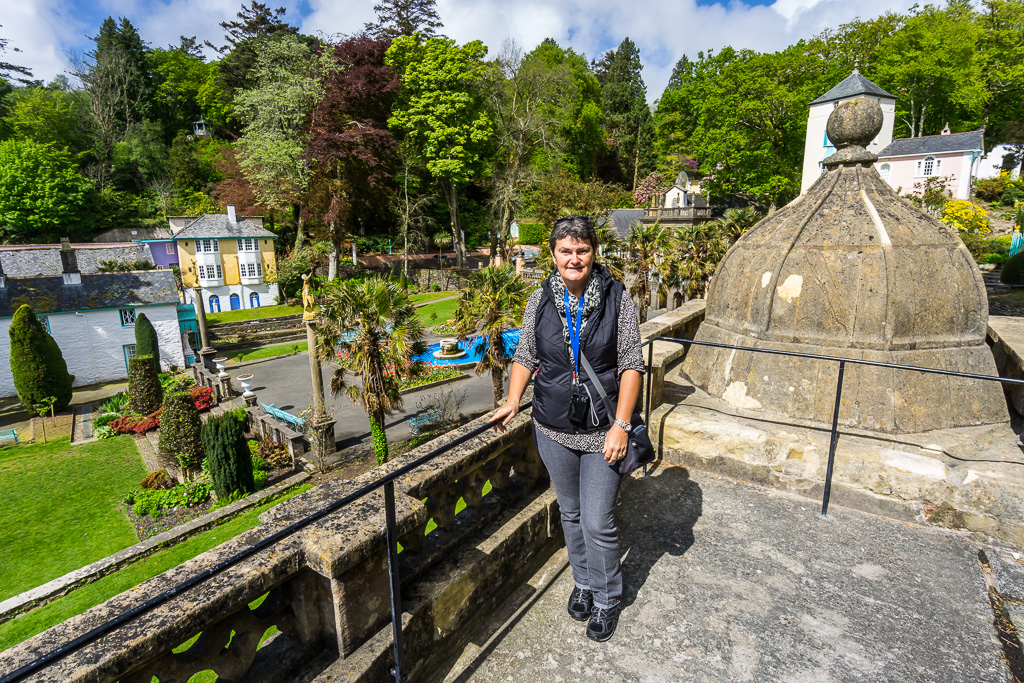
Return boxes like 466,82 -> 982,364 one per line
306,320 -> 336,465
193,286 -> 217,372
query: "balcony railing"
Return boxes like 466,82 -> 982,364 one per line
642,206 -> 713,220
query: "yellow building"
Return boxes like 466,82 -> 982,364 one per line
173,207 -> 279,314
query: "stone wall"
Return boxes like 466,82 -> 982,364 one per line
638,300 -> 706,408
0,402 -> 562,682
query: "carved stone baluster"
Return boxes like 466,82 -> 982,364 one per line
461,470 -> 486,510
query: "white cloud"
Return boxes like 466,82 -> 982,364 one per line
14,0 -> 922,97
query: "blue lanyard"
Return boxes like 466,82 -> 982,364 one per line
564,289 -> 583,381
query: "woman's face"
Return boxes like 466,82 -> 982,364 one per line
553,236 -> 596,288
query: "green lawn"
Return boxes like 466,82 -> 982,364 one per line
228,340 -> 308,363
410,291 -> 455,304
416,298 -> 461,327
0,436 -> 148,602
207,303 -> 303,326
0,484 -> 312,652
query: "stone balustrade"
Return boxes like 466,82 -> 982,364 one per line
638,299 -> 706,408
0,397 -> 558,683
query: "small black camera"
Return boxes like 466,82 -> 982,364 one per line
568,385 -> 591,427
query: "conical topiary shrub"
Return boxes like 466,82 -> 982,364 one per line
128,354 -> 162,415
158,390 -> 201,476
201,413 -> 255,498
134,313 -> 160,364
9,304 -> 74,412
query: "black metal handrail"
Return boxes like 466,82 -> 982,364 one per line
642,335 -> 1024,516
0,402 -> 532,683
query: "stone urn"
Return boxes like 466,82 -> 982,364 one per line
237,374 -> 254,397
213,357 -> 229,378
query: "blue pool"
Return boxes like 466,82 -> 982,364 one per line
415,329 -> 521,366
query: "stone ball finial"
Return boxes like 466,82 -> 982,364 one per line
827,97 -> 883,149
823,97 -> 882,166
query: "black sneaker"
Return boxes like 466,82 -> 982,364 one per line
567,586 -> 593,621
586,600 -> 620,642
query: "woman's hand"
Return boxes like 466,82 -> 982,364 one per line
489,400 -> 519,433
604,424 -> 628,463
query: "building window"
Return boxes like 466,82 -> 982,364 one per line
119,308 -> 136,326
199,264 -> 223,280
250,292 -> 260,308
880,163 -> 891,182
208,295 -> 221,313
917,156 -> 942,177
241,262 -> 263,278
123,344 -> 136,372
199,239 -> 219,253
165,243 -> 175,255
237,238 -> 258,252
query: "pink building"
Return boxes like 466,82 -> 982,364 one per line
874,128 -> 984,200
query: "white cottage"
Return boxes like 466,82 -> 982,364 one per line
0,242 -> 185,398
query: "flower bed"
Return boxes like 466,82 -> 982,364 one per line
399,363 -> 461,390
123,480 -> 211,520
94,386 -> 214,438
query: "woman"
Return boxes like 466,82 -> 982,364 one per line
490,215 -> 644,642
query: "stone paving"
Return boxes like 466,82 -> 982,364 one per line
453,465 -> 1016,683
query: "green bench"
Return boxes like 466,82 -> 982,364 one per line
409,410 -> 442,436
259,403 -> 306,432
0,428 -> 19,445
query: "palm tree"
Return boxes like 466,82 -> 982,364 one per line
625,220 -> 670,322
316,275 -> 426,464
716,207 -> 762,244
669,222 -> 729,299
453,265 -> 531,407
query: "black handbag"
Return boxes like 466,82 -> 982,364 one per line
579,353 -> 655,476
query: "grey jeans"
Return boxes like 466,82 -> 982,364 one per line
534,427 -> 623,608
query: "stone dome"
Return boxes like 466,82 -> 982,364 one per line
682,97 -> 1008,434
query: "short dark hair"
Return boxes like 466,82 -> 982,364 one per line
549,215 -> 598,253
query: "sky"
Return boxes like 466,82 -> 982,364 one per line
2,0 -> 921,103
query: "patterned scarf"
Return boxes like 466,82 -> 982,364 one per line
549,264 -> 604,372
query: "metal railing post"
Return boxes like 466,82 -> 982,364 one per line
643,341 -> 654,476
384,480 -> 407,682
820,360 -> 846,517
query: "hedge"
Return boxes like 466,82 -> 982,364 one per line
128,354 -> 162,415
517,222 -> 548,246
158,390 -> 202,476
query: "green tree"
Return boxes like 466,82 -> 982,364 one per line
151,47 -> 232,134
134,312 -> 160,361
0,139 -> 94,241
527,39 -> 605,180
8,305 -> 74,412
626,221 -> 670,323
365,0 -> 444,41
453,264 -> 530,406
387,35 -> 493,268
158,390 -> 202,477
592,37 -> 655,189
201,413 -> 255,497
128,354 -> 162,415
0,24 -> 33,83
207,1 -> 300,96
716,207 -> 762,244
484,41 -> 574,264
874,2 -> 988,137
316,275 -> 425,464
663,222 -> 728,299
235,33 -> 326,248
5,85 -> 91,154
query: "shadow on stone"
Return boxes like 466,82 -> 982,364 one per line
618,465 -> 703,609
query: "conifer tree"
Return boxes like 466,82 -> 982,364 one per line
365,0 -> 444,41
8,305 -> 74,412
134,312 -> 160,363
201,414 -> 255,498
